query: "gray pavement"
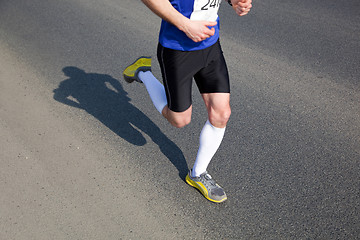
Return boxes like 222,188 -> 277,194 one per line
1,0 -> 359,239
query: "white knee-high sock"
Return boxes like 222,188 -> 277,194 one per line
192,120 -> 226,177
138,71 -> 167,114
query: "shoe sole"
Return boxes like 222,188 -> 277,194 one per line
185,174 -> 227,203
123,56 -> 151,83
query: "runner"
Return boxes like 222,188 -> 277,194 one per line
123,0 -> 252,203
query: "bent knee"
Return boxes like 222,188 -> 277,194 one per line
164,106 -> 192,128
169,117 -> 191,128
209,108 -> 231,127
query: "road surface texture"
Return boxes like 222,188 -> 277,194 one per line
1,0 -> 359,239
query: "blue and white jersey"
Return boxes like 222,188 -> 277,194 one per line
159,0 -> 222,51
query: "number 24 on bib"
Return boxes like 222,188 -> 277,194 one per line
190,0 -> 222,22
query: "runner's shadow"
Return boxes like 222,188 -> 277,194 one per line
53,66 -> 188,178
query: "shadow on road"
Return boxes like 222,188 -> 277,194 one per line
53,66 -> 188,178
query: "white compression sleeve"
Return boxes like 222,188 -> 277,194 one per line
192,120 -> 226,177
138,71 -> 168,114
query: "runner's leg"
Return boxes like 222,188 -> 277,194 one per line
191,93 -> 231,177
138,71 -> 167,114
162,106 -> 192,128
138,71 -> 192,128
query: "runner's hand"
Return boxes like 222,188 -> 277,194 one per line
182,20 -> 217,43
231,0 -> 252,16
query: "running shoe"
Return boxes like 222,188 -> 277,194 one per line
186,170 -> 227,203
123,56 -> 151,83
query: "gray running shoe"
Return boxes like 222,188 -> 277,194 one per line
186,170 -> 227,203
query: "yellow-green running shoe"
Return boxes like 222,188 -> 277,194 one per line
123,56 -> 152,83
186,170 -> 227,203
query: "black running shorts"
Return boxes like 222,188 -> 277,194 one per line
157,40 -> 230,112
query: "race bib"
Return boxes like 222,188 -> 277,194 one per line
190,0 -> 221,22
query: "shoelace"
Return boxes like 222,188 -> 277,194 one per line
202,173 -> 217,187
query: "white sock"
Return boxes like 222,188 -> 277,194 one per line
138,71 -> 168,114
192,120 -> 226,177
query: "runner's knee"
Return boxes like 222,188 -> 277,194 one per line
208,108 -> 231,128
163,106 -> 192,128
169,116 -> 191,128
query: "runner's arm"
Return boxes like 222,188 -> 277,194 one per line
141,0 -> 217,42
227,0 -> 252,16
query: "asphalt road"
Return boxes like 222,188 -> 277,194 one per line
1,0 -> 359,239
